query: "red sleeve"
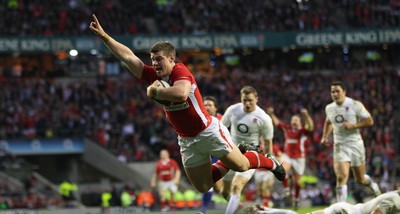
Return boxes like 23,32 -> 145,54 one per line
169,63 -> 193,83
278,122 -> 290,130
300,128 -> 312,136
155,161 -> 160,174
141,65 -> 159,83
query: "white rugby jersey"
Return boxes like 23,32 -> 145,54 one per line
325,97 -> 371,144
357,190 -> 400,214
323,191 -> 400,214
222,103 -> 273,146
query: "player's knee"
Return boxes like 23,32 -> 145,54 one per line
355,177 -> 367,185
336,174 -> 347,183
213,187 -> 220,193
231,164 -> 249,172
232,184 -> 243,193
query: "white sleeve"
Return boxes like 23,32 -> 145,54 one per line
221,106 -> 232,128
256,208 -> 296,214
323,202 -> 355,214
261,113 -> 274,140
375,193 -> 400,214
354,100 -> 371,119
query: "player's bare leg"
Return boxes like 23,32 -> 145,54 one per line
221,180 -> 232,200
292,173 -> 302,210
282,161 -> 292,198
184,145 -> 258,193
185,145 -> 248,193
213,178 -> 223,194
185,143 -> 284,193
185,161 -> 215,193
261,178 -> 274,207
225,175 -> 250,214
352,164 -> 381,196
334,161 -> 350,202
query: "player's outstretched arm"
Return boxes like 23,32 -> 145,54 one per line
150,171 -> 157,189
321,118 -> 333,147
301,108 -> 314,131
266,107 -> 280,126
89,14 -> 144,78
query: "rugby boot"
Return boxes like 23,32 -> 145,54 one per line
237,141 -> 263,154
266,153 -> 286,181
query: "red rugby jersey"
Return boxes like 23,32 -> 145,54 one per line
142,63 -> 212,137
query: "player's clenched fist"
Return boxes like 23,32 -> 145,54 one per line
147,80 -> 160,98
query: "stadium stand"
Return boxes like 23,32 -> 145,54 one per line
0,0 -> 399,36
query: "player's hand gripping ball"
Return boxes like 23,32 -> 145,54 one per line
151,80 -> 172,106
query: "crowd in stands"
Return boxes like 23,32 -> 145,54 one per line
1,60 -> 398,178
1,0 -> 399,36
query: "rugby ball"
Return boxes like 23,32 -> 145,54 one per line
152,80 -> 172,106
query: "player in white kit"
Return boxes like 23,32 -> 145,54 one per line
320,81 -> 381,202
222,86 -> 275,214
309,190 -> 400,214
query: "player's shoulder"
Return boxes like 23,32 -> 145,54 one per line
173,63 -> 191,74
255,106 -> 271,117
344,97 -> 367,110
226,103 -> 242,112
174,63 -> 189,70
352,99 -> 364,107
325,101 -> 336,109
252,106 -> 272,124
171,63 -> 194,80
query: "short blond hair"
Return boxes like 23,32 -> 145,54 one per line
240,86 -> 258,97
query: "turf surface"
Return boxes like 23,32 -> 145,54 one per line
150,205 -> 327,214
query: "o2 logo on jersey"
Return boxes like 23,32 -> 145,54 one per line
237,124 -> 249,133
335,115 -> 344,123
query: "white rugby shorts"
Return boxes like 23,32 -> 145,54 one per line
281,154 -> 306,175
178,117 -> 234,168
254,170 -> 274,183
158,180 -> 178,193
222,169 -> 256,181
333,140 -> 365,167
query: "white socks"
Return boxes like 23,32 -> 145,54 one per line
336,185 -> 347,202
364,174 -> 372,185
225,194 -> 240,214
335,175 -> 381,203
364,174 -> 381,196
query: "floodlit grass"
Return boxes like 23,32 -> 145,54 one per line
151,205 -> 327,214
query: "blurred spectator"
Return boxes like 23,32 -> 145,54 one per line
101,188 -> 112,214
136,189 -> 155,211
58,179 -> 79,208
